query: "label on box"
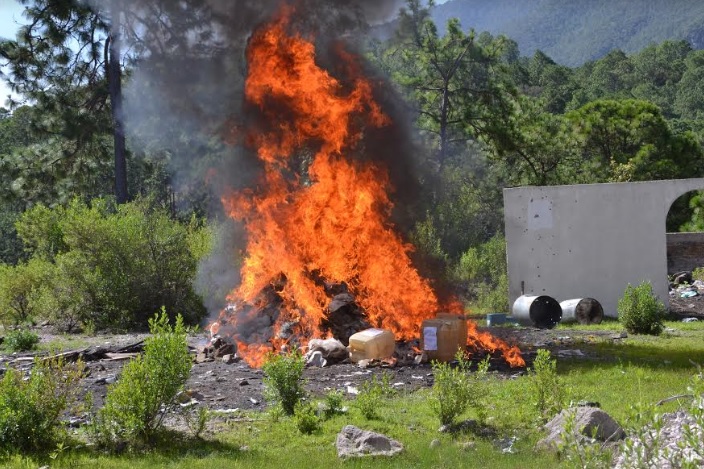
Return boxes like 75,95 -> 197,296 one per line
423,327 -> 438,351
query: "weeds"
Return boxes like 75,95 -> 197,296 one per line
429,352 -> 490,427
0,356 -> 84,453
529,349 -> 565,422
3,329 -> 39,352
294,402 -> 321,435
323,390 -> 345,419
262,351 -> 306,416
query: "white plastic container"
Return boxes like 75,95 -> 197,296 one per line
348,328 -> 395,362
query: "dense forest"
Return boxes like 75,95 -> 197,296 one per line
1,0 -> 704,330
430,0 -> 704,66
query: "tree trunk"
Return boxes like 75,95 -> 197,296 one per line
109,0 -> 128,204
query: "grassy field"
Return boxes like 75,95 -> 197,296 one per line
3,320 -> 704,468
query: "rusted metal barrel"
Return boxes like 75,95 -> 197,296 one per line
559,298 -> 604,325
512,295 -> 562,329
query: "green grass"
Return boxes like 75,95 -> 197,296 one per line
2,320 -> 704,468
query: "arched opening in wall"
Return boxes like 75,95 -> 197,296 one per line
666,190 -> 704,319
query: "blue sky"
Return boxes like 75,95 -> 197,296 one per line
0,1 -> 25,105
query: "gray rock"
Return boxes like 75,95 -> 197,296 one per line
614,410 -> 704,469
336,425 -> 403,458
430,439 -> 441,448
538,407 -> 625,451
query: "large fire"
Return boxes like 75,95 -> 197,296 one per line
217,7 -> 524,368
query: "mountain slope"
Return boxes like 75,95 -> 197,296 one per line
431,0 -> 704,66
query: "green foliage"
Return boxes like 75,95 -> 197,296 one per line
14,199 -> 209,330
355,377 -> 384,420
262,351 -> 306,416
429,352 -> 490,426
693,266 -> 704,283
293,402 -> 322,435
0,203 -> 25,265
3,329 -> 40,352
0,356 -> 85,453
93,310 -> 192,446
454,235 -> 509,312
529,349 -> 565,421
323,390 -> 345,420
618,281 -> 666,335
567,99 -> 704,183
0,258 -> 51,326
182,407 -> 210,440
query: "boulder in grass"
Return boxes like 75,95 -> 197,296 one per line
336,425 -> 403,458
537,406 -> 625,451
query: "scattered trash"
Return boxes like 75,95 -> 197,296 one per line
682,317 -> 699,322
305,338 -> 348,365
305,350 -> 327,368
346,385 -> 359,395
680,290 -> 698,298
494,436 -> 517,454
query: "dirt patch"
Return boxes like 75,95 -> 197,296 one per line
0,325 -> 615,418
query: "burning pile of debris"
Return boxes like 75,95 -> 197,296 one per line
206,4 -> 524,369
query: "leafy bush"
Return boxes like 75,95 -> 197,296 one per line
294,402 -> 322,435
0,258 -> 51,326
529,349 -> 565,421
429,352 -> 490,426
454,235 -> 509,312
262,351 -> 306,416
0,356 -> 85,453
323,390 -> 345,419
617,281 -> 665,335
4,329 -> 40,352
93,310 -> 192,446
355,378 -> 383,420
16,199 -> 211,330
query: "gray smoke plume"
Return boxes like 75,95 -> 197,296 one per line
110,0 -> 421,318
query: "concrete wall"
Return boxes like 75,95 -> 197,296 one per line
667,232 -> 704,274
503,179 -> 704,317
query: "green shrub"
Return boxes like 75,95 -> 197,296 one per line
529,349 -> 565,421
0,356 -> 85,453
454,235 -> 509,312
323,390 -> 345,420
355,378 -> 383,420
4,329 -> 40,352
93,310 -> 192,446
262,351 -> 306,416
692,266 -> 704,282
294,402 -> 321,435
617,281 -> 665,335
16,199 -> 210,330
429,352 -> 490,426
0,258 -> 51,326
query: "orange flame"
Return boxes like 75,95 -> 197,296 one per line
219,7 -> 524,369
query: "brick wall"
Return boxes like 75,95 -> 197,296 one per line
667,232 -> 704,274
